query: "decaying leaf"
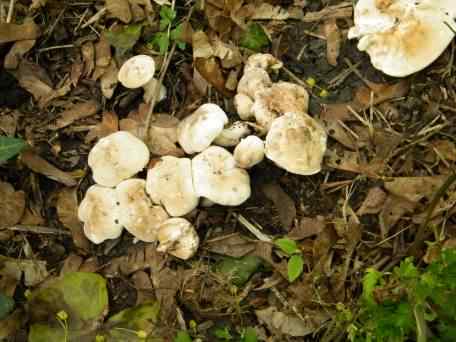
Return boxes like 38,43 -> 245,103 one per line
86,111 -> 119,143
52,100 -> 100,129
100,60 -> 119,99
106,0 -> 132,23
195,57 -> 232,96
0,181 -> 25,228
13,61 -> 54,103
262,183 -> 296,230
204,233 -> 255,257
288,217 -> 325,240
4,40 -> 36,70
95,35 -> 112,67
0,21 -> 41,44
0,256 -> 48,287
379,194 -> 416,237
323,18 -> 341,66
384,176 -> 447,203
357,187 -> 387,216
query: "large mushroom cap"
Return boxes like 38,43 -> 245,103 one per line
177,103 -> 228,154
78,185 -> 123,244
234,135 -> 265,169
118,54 -> 156,88
88,131 -> 150,187
116,178 -> 169,242
146,156 -> 199,217
265,112 -> 327,175
348,0 -> 456,77
192,146 -> 251,206
157,218 -> 199,260
252,82 -> 309,131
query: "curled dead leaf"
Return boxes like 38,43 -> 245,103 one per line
0,181 -> 25,228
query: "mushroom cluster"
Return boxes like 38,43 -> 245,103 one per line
78,53 -> 328,259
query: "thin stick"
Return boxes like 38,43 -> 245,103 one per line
6,0 -> 14,23
2,225 -> 72,235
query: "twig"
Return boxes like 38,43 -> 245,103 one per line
236,214 -> 272,242
81,7 -> 107,29
2,225 -> 72,235
6,0 -> 14,23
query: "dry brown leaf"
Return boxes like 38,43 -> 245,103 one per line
95,35 -> 112,67
100,60 -> 119,99
56,187 -> 90,252
384,176 -> 446,203
4,40 -> 36,69
0,21 -> 41,43
1,256 -> 48,287
211,36 -> 242,68
70,61 -> 84,87
14,61 -> 54,103
20,150 -> 77,186
0,181 -> 25,228
288,217 -> 325,240
81,41 -> 95,78
192,31 -> 214,59
323,18 -> 341,66
251,3 -> 290,20
106,0 -> 132,23
250,241 -> 288,279
262,183 -> 296,230
431,140 -> 456,162
357,187 -> 387,215
130,0 -> 154,13
130,1 -> 146,21
195,57 -> 233,97
86,111 -> 119,143
0,112 -> 18,136
301,2 -> 352,22
379,195 -> 416,237
147,114 -> 184,156
52,100 -> 100,129
60,253 -> 84,275
204,233 -> 255,257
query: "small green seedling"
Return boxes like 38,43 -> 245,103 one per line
274,238 -> 304,282
148,6 -> 186,55
0,136 -> 26,162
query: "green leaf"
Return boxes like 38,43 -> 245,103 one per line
149,32 -> 170,55
104,24 -> 143,54
174,331 -> 192,342
214,327 -> 232,340
287,255 -> 304,283
215,256 -> 262,286
0,293 -> 14,320
170,24 -> 183,41
274,238 -> 300,255
239,23 -> 269,52
159,6 -> 176,30
0,137 -> 26,162
28,324 -> 65,342
241,327 -> 257,342
362,268 -> 383,306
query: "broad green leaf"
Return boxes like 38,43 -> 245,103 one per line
240,23 -> 269,52
362,268 -> 383,306
159,6 -> 176,30
214,327 -> 232,340
174,331 -> 192,342
0,293 -> 14,320
241,327 -> 257,342
104,24 -> 143,54
28,324 -> 65,342
274,238 -> 300,255
287,255 -> 304,282
215,256 -> 262,286
149,32 -> 170,55
105,302 -> 160,341
0,137 -> 26,162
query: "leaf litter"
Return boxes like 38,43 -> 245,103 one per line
0,0 -> 455,341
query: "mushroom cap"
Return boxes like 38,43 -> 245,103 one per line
265,112 -> 327,175
157,218 -> 199,260
116,178 -> 169,242
192,146 -> 251,206
348,0 -> 456,77
252,82 -> 310,131
237,67 -> 272,99
78,185 -> 123,244
88,131 -> 150,187
234,135 -> 265,169
146,156 -> 199,217
213,121 -> 251,147
118,54 -> 156,88
234,93 -> 254,120
245,53 -> 283,71
177,103 -> 229,154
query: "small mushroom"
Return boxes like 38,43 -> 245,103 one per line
157,218 -> 199,260
143,78 -> 167,104
192,146 -> 251,206
213,121 -> 251,147
234,135 -> 265,169
118,54 -> 156,89
234,93 -> 254,120
78,185 -> 123,244
237,67 -> 272,99
88,131 -> 150,187
245,53 -> 283,71
348,0 -> 456,77
116,178 -> 169,242
251,82 -> 309,131
177,103 -> 228,154
265,112 -> 327,175
146,156 -> 199,217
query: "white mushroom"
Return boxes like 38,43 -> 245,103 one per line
78,185 -> 123,244
146,156 -> 199,217
177,103 -> 229,154
234,93 -> 254,120
157,218 -> 199,260
116,178 -> 169,242
88,131 -> 150,187
251,82 -> 309,131
245,53 -> 283,71
143,78 -> 167,104
234,135 -> 265,169
213,121 -> 251,147
237,67 -> 272,99
348,0 -> 456,77
265,112 -> 327,175
118,54 -> 156,88
192,146 -> 251,206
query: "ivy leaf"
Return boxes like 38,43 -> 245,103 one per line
0,137 -> 26,162
240,23 -> 269,51
159,6 -> 176,30
287,255 -> 304,282
274,238 -> 300,255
